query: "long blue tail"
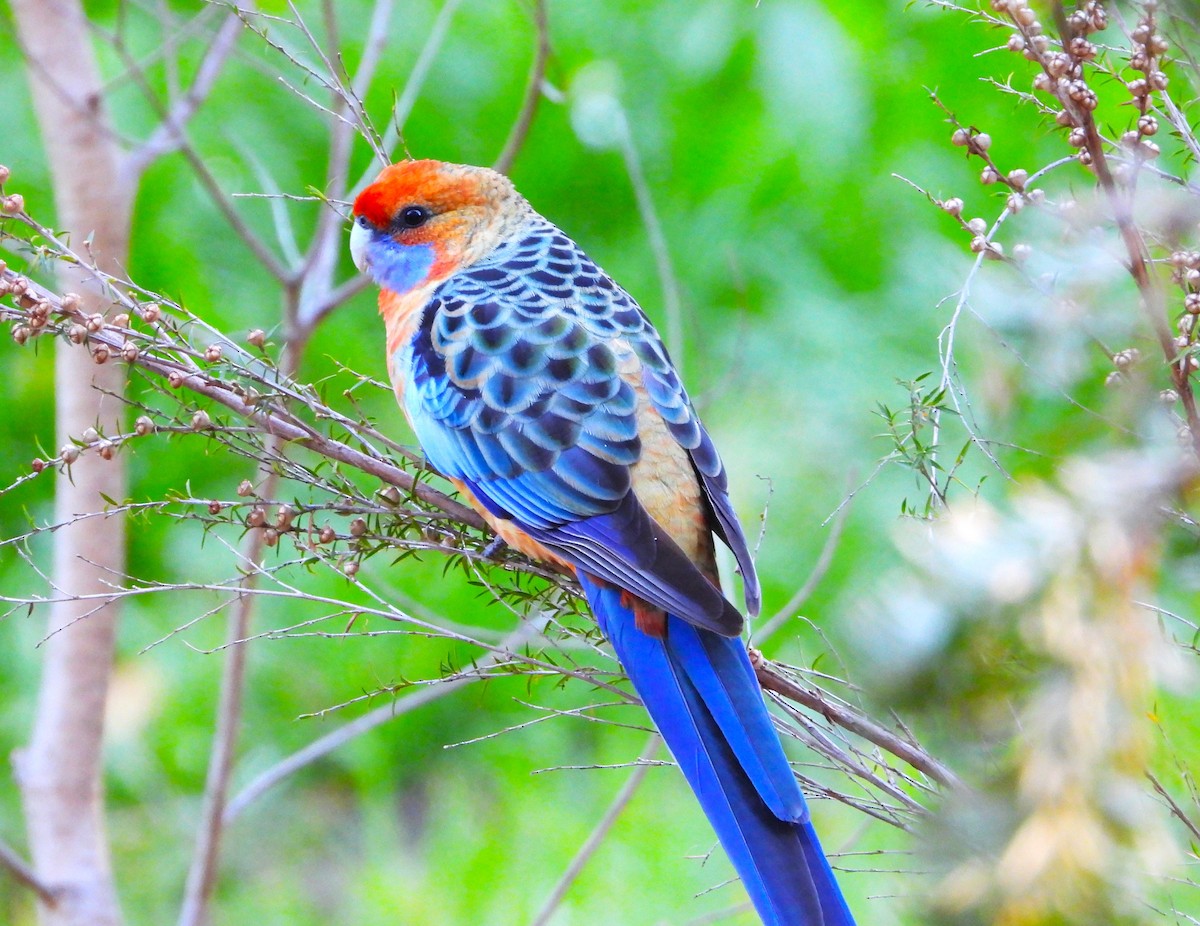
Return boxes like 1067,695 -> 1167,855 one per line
579,574 -> 855,926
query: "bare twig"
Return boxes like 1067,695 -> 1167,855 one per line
618,110 -> 684,371
0,835 -> 60,908
1147,771 -> 1200,844
753,661 -> 963,791
530,733 -> 661,926
753,499 -> 850,643
176,468 -> 276,926
223,618 -> 546,823
492,0 -> 550,176
122,7 -> 246,185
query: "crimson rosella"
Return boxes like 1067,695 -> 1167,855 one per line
349,159 -> 856,926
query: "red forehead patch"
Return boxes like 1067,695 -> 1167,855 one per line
353,160 -> 488,228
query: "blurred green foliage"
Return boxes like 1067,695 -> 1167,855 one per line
2,1 -> 1198,924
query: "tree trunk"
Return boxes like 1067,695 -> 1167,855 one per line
10,2 -> 132,924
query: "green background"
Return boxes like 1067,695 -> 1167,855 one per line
1,1 -> 1195,923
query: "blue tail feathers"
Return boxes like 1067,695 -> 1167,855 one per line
579,574 -> 856,926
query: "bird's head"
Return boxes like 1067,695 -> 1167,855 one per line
350,160 -> 528,295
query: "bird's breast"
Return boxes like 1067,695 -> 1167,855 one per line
379,287 -> 434,412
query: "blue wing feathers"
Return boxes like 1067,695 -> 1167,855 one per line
407,213 -> 758,621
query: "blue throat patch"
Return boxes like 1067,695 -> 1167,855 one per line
370,235 -> 435,295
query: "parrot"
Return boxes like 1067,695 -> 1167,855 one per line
349,159 -> 856,926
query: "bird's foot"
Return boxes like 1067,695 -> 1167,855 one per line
481,536 -> 508,559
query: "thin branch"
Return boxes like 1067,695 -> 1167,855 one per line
223,618 -> 546,823
753,660 -> 963,791
122,7 -> 246,184
1147,771 -> 1200,844
351,0 -> 466,193
295,0 -> 394,326
0,835 -> 60,908
618,110 -> 684,371
753,498 -> 850,643
530,733 -> 660,926
176,463 -> 280,926
492,0 -> 550,176
0,269 -> 486,530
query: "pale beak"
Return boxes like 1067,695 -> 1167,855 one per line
349,219 -> 370,273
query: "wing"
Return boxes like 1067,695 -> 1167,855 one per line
402,219 -> 757,630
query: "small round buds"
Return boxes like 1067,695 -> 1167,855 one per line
112,313 -> 129,328
941,197 -> 964,217
1013,243 -> 1033,262
1138,116 -> 1159,136
1008,168 -> 1028,190
1045,53 -> 1071,78
204,344 -> 222,363
167,370 -> 185,389
237,480 -> 255,497
981,166 -> 1001,185
2,194 -> 25,215
135,415 -> 155,436
349,518 -> 368,537
85,314 -> 103,333
60,444 -> 80,465
246,507 -> 266,528
140,303 -> 161,324
317,525 -> 336,545
81,427 -> 99,443
122,343 -> 139,362
208,501 -> 224,515
262,528 -> 280,548
952,128 -> 971,147
92,345 -> 110,364
1007,34 -> 1025,52
30,458 -> 46,474
378,486 -> 402,506
96,441 -> 114,461
247,328 -> 265,348
191,410 -> 212,430
967,217 -> 988,235
343,561 -> 360,577
1186,293 -> 1200,314
1068,37 -> 1096,60
0,165 -> 10,186
60,292 -> 81,313
1113,348 -> 1141,369
1160,389 -> 1180,405
67,324 -> 87,344
274,505 -> 296,530
11,325 -> 30,345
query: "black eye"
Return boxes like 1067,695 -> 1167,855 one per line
398,205 -> 431,229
